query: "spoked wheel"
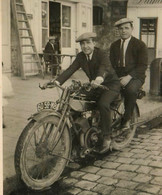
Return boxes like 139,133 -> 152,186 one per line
111,100 -> 138,150
14,116 -> 71,190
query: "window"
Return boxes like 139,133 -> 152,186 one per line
140,19 -> 157,48
62,5 -> 71,48
93,6 -> 103,25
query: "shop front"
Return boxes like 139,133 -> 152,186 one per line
2,0 -> 92,73
127,0 -> 162,65
20,0 -> 93,70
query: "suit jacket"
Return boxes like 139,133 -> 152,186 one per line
44,42 -> 58,64
110,36 -> 148,83
57,47 -> 120,92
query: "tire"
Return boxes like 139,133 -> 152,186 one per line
14,116 -> 71,190
112,100 -> 138,150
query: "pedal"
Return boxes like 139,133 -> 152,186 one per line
80,148 -> 93,158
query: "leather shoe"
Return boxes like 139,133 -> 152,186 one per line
100,137 -> 111,154
121,120 -> 131,131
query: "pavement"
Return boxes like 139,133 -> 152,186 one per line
59,127 -> 162,195
2,68 -> 162,194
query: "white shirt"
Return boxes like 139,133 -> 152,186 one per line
49,42 -> 55,50
86,52 -> 93,61
86,51 -> 104,83
120,36 -> 132,67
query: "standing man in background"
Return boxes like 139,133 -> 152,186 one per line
44,36 -> 59,76
110,18 -> 148,130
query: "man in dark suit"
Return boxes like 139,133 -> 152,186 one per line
44,36 -> 58,76
53,32 -> 121,152
110,18 -> 148,130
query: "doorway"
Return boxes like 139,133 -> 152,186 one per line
49,2 -> 61,53
49,1 -> 76,54
49,1 -> 75,55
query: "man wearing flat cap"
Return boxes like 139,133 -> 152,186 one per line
110,18 -> 148,130
44,36 -> 59,76
53,32 -> 121,152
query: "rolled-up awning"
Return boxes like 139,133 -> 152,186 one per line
111,0 -> 128,1
128,0 -> 162,7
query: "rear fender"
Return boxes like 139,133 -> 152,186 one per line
28,110 -> 71,129
119,97 -> 140,117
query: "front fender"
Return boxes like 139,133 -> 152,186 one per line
29,110 -> 62,122
28,110 -> 72,130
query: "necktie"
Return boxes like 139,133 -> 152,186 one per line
120,39 -> 125,67
87,55 -> 90,63
87,55 -> 92,77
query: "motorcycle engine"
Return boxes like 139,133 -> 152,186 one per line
84,127 -> 100,148
73,111 -> 101,154
74,116 -> 90,133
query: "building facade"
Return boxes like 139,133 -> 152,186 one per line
93,0 -> 162,65
2,0 -> 162,74
2,0 -> 93,73
2,0 -> 11,72
127,0 -> 162,64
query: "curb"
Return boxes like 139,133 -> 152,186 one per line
138,105 -> 162,126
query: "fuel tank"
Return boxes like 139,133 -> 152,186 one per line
69,96 -> 96,112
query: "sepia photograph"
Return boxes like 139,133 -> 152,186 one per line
1,0 -> 162,194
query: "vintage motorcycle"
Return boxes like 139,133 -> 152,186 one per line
14,79 -> 144,190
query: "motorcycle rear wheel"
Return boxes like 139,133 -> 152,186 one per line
112,100 -> 138,150
14,116 -> 71,190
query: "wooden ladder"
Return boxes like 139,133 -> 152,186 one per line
11,0 -> 44,79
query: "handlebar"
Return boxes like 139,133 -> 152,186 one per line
39,79 -> 109,92
83,82 -> 109,91
39,80 -> 64,90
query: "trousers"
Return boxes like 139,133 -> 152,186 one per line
122,78 -> 143,122
97,89 -> 119,138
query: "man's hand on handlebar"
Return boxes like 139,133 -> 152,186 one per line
39,81 -> 53,90
52,80 -> 60,86
91,76 -> 104,88
39,80 -> 61,90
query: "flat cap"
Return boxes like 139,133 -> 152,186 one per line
48,36 -> 56,40
114,18 -> 133,27
76,32 -> 96,42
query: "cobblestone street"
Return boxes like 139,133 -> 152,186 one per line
58,127 -> 162,195
8,126 -> 162,195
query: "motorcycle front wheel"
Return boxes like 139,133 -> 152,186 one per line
14,115 -> 71,190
